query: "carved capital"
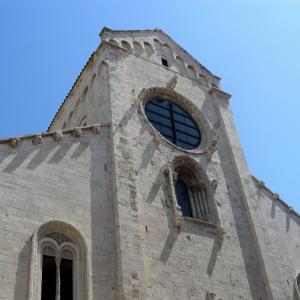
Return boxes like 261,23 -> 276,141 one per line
32,135 -> 42,145
53,130 -> 64,141
172,171 -> 178,182
73,128 -> 82,137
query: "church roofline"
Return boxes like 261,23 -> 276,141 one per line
99,27 -> 221,81
48,27 -> 221,132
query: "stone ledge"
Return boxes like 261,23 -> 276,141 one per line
252,175 -> 300,219
0,123 -> 111,146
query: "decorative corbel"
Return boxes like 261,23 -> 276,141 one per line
9,138 -> 21,148
210,179 -> 218,191
207,140 -> 217,160
92,125 -> 101,135
32,135 -> 42,145
206,291 -> 216,300
73,128 -> 82,138
53,130 -> 64,141
166,75 -> 178,90
152,132 -> 162,147
216,227 -> 225,240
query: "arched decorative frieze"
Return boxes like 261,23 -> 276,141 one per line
143,41 -> 154,57
28,220 -> 88,300
133,40 -> 143,56
121,40 -> 131,51
108,38 -> 119,47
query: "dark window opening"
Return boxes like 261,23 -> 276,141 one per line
145,98 -> 201,150
161,58 -> 168,67
60,259 -> 73,300
175,179 -> 193,217
41,255 -> 57,300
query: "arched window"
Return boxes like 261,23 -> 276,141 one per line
173,157 -> 215,222
40,234 -> 76,300
28,221 -> 88,300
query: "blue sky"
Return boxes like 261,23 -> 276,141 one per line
0,1 -> 299,212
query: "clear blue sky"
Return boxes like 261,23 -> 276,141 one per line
0,1 -> 299,212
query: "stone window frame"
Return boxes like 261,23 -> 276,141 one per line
162,156 -> 220,229
28,221 -> 88,300
138,87 -> 214,154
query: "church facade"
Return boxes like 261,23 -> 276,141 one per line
0,27 -> 299,300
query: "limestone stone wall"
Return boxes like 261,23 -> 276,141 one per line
49,45 -> 113,131
108,46 -> 268,299
0,128 -> 116,300
251,178 -> 300,299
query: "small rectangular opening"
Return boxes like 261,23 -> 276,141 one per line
41,255 -> 57,300
161,58 -> 169,67
60,258 -> 73,300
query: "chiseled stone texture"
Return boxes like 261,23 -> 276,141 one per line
1,28 -> 299,300
0,129 -> 116,300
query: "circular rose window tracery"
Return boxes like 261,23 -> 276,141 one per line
145,97 -> 201,150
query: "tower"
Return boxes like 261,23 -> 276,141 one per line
1,28 -> 299,300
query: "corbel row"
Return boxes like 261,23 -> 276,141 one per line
6,124 -> 104,149
256,180 -> 295,215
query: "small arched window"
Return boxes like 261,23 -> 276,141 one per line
28,221 -> 88,300
173,157 -> 215,222
40,236 -> 76,300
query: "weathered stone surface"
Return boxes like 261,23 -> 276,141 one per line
0,27 -> 299,300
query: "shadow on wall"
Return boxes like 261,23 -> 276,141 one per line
212,99 -> 268,298
256,188 -> 300,233
14,240 -> 31,300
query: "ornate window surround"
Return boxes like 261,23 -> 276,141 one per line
28,221 -> 88,300
138,87 -> 214,154
162,156 -> 220,230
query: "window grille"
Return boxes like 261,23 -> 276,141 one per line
145,97 -> 201,150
